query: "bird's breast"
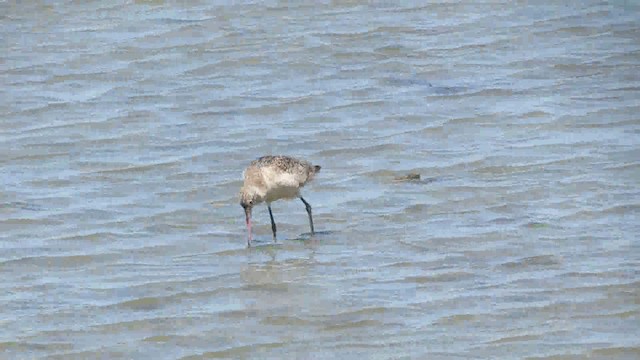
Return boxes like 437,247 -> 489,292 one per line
265,186 -> 300,203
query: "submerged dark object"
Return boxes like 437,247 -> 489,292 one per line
393,172 -> 421,182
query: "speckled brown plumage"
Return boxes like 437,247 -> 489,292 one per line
239,155 -> 321,246
250,155 -> 321,179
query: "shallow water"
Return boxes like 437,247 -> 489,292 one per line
1,1 -> 639,359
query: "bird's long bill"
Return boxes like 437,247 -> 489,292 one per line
245,207 -> 252,245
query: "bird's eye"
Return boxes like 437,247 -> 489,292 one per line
249,200 -> 253,205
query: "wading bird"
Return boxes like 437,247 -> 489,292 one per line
239,155 -> 321,247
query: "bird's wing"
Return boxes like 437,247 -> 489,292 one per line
262,165 -> 309,188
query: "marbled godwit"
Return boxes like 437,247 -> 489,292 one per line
239,155 -> 321,247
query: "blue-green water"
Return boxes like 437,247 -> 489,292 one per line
1,1 -> 639,359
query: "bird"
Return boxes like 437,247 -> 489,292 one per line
239,155 -> 321,247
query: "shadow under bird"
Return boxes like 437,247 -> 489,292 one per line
239,155 -> 321,247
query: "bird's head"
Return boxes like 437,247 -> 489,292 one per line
239,186 -> 259,212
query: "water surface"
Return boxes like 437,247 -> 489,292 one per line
1,1 -> 639,359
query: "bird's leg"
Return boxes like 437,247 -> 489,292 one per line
299,197 -> 314,234
268,204 -> 277,241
